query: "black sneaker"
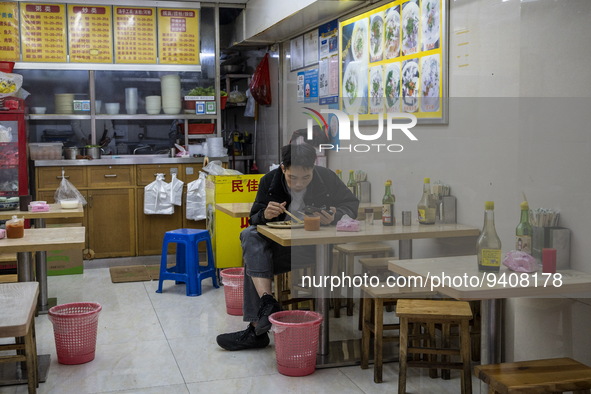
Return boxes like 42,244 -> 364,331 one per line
255,294 -> 281,336
216,324 -> 270,351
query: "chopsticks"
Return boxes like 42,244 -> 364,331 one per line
283,209 -> 304,224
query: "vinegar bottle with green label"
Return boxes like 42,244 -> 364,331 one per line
382,180 -> 395,226
477,201 -> 502,272
515,201 -> 532,254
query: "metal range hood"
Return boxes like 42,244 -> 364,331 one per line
229,0 -> 368,47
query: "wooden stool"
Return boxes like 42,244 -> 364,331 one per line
396,299 -> 473,394
360,285 -> 434,383
474,357 -> 591,394
332,242 -> 393,317
0,253 -> 18,283
0,282 -> 40,394
357,256 -> 398,330
274,271 -> 314,311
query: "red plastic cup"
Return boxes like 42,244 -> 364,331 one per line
542,248 -> 557,274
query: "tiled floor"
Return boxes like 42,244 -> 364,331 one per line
1,257 -> 484,393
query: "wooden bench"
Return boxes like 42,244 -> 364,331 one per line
474,357 -> 591,394
0,282 -> 40,393
0,253 -> 18,283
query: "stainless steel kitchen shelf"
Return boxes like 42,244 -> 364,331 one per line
28,114 -> 91,121
14,62 -> 201,73
95,114 -> 218,121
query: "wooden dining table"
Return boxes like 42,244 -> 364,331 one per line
256,221 -> 480,367
0,226 -> 85,314
0,204 -> 84,312
388,255 -> 591,365
215,202 -> 383,219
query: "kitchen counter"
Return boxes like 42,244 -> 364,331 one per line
34,155 -> 228,166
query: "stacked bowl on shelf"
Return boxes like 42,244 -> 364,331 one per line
54,94 -> 75,114
160,74 -> 181,115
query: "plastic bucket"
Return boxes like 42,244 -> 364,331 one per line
48,302 -> 102,365
220,267 -> 244,315
269,310 -> 323,377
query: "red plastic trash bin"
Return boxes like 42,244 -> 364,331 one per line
220,267 -> 244,315
269,310 -> 323,377
48,302 -> 102,365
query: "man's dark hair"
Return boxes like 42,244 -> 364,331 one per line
281,142 -> 317,169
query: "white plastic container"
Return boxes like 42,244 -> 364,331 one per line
60,199 -> 79,209
29,142 -> 63,160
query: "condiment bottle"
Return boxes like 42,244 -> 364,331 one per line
6,215 -> 24,239
515,201 -> 532,254
477,201 -> 502,272
335,169 -> 343,181
347,170 -> 357,196
382,180 -> 395,226
417,178 -> 436,224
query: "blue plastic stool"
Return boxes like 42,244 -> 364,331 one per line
156,229 -> 219,296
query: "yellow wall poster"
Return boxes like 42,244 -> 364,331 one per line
19,3 -> 67,62
114,7 -> 157,64
157,8 -> 199,65
0,2 -> 20,61
339,0 -> 446,122
68,4 -> 113,63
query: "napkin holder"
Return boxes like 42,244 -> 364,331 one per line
532,226 -> 570,270
356,181 -> 371,203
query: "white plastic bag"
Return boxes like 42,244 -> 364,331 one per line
202,160 -> 242,175
169,172 -> 184,206
0,125 -> 12,143
54,169 -> 87,206
0,72 -> 23,98
243,88 -> 255,117
144,173 -> 173,215
186,172 -> 206,221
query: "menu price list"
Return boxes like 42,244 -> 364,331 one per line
115,7 -> 157,64
68,5 -> 113,63
158,9 -> 200,65
20,3 -> 67,62
0,2 -> 200,66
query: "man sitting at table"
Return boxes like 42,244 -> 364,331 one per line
217,142 -> 359,351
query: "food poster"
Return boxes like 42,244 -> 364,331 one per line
318,19 -> 339,106
114,7 -> 157,64
0,2 -> 20,61
19,3 -> 67,62
339,0 -> 445,121
67,5 -> 113,63
157,8 -> 199,65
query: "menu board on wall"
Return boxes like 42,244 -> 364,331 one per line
0,2 -> 20,61
19,3 -> 67,62
114,7 -> 157,64
318,19 -> 339,105
157,8 -> 199,65
68,4 -> 113,63
339,0 -> 446,122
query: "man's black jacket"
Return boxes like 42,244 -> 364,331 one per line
249,166 -> 359,226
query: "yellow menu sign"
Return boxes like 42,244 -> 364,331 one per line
68,5 -> 113,63
0,2 -> 20,61
20,3 -> 67,62
114,7 -> 157,64
157,8 -> 199,65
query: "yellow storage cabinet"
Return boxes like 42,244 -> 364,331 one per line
206,174 -> 263,269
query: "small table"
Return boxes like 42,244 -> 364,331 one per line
0,282 -> 50,388
0,227 -> 85,313
215,203 -> 252,218
257,222 -> 480,366
0,204 -> 84,312
215,202 -> 383,220
388,255 -> 591,365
